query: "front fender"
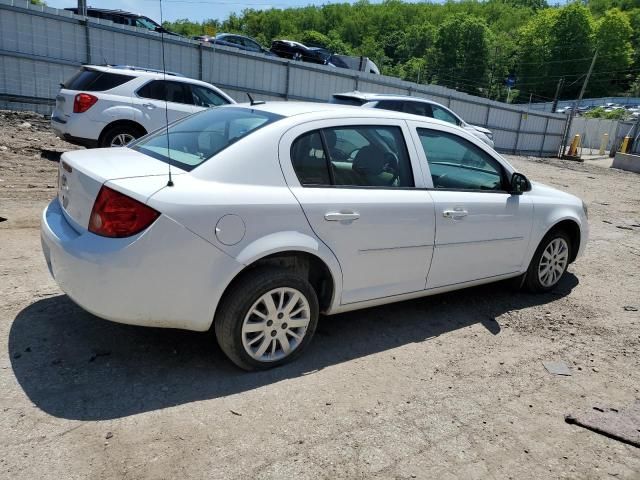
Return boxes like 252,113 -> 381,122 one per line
525,207 -> 588,267
235,231 -> 344,313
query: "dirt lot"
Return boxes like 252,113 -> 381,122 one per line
1,110 -> 639,479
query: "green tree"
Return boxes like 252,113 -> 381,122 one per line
434,14 -> 490,94
550,3 -> 595,98
590,9 -> 634,95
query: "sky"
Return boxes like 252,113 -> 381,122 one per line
45,0 -> 570,23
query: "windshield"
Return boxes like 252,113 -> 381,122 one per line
131,107 -> 283,171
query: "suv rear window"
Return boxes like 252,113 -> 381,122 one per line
131,107 -> 283,171
64,68 -> 134,91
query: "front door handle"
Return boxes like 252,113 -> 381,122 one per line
443,209 -> 468,219
142,103 -> 156,109
324,212 -> 360,222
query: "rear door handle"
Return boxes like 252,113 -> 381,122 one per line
324,212 -> 360,222
443,209 -> 468,219
142,103 -> 156,109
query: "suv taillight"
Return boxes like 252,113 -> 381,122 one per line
89,186 -> 160,238
73,93 -> 98,113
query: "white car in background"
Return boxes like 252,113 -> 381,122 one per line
51,65 -> 234,148
331,92 -> 495,148
41,102 -> 588,371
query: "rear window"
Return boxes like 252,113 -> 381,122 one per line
130,107 -> 283,171
64,68 -> 134,91
330,96 -> 366,106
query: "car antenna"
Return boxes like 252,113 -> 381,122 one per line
159,0 -> 173,187
246,92 -> 265,106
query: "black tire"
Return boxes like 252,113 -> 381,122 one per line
523,229 -> 572,293
99,124 -> 145,148
214,268 -> 319,371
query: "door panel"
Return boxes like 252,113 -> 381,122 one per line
290,187 -> 435,303
133,80 -> 196,132
280,119 -> 434,304
408,123 -> 534,289
426,191 -> 533,288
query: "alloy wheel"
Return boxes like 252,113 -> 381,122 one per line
241,287 -> 311,362
110,133 -> 135,147
538,237 -> 569,288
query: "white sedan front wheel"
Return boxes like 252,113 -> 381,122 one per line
215,268 -> 319,370
524,230 -> 572,292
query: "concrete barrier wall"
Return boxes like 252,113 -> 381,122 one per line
0,0 -> 567,156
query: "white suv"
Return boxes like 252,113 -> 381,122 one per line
51,65 -> 235,148
331,92 -> 495,148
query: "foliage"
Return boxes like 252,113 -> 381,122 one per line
433,14 -> 490,94
161,0 -> 640,103
584,106 -> 631,119
591,9 -> 634,96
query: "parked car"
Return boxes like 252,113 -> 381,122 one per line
331,92 -> 495,148
41,102 -> 588,370
195,33 -> 273,56
270,40 -> 331,64
50,65 -> 234,148
64,7 -> 180,36
330,54 -> 380,75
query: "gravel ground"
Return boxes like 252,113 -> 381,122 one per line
1,110 -> 639,479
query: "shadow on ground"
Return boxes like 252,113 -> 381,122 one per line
9,274 -> 578,420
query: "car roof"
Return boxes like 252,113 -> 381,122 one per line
334,91 -> 451,110
85,65 -> 214,86
229,101 -> 458,127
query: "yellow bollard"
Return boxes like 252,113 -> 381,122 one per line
599,133 -> 608,155
620,136 -> 631,153
567,134 -> 581,156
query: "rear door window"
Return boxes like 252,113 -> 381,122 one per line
374,100 -> 404,112
404,101 -> 432,117
64,68 -> 134,91
291,126 -> 414,188
138,80 -> 192,105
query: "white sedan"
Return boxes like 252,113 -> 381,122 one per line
41,103 -> 588,370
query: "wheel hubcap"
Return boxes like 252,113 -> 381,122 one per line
110,133 -> 135,147
538,238 -> 569,288
241,287 -> 310,362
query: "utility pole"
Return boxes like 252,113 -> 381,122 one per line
78,0 -> 87,16
487,46 -> 498,100
551,77 -> 564,113
560,50 -> 598,158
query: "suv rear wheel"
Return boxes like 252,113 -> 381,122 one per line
214,268 -> 319,370
100,124 -> 145,148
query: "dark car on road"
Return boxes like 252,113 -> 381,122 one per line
195,34 -> 273,56
65,7 -> 180,36
270,40 -> 333,64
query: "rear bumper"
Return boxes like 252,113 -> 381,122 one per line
41,198 -> 242,331
50,114 -> 102,148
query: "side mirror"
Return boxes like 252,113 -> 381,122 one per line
510,172 -> 531,195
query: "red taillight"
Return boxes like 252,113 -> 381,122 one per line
73,93 -> 98,113
88,186 -> 160,238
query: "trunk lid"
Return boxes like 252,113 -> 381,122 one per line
53,89 -> 77,121
57,147 -> 186,230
